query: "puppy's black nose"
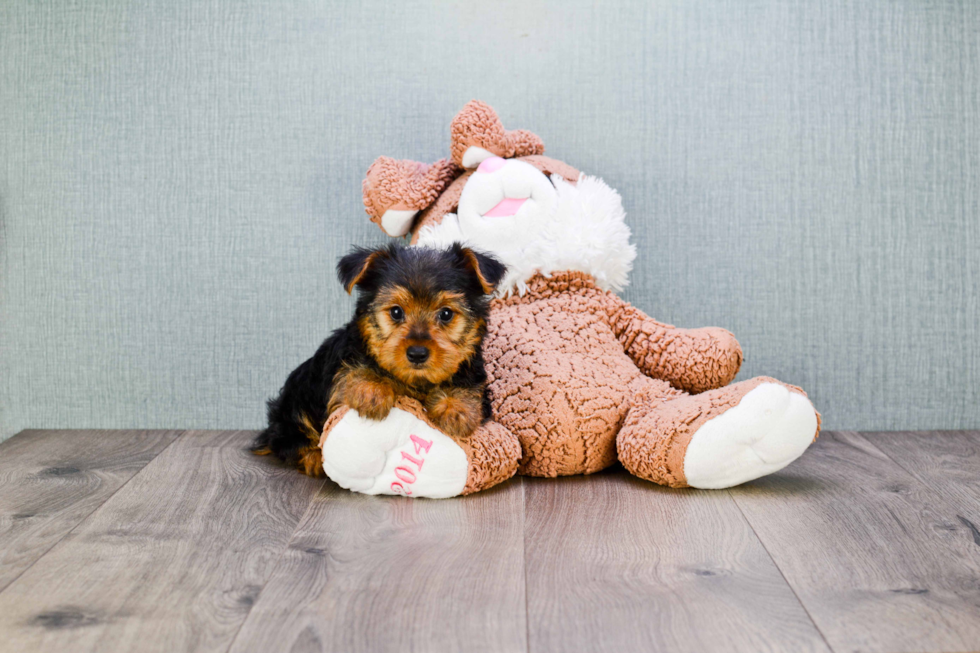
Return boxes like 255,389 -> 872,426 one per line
406,346 -> 430,365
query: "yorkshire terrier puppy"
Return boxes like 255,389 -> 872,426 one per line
251,243 -> 506,476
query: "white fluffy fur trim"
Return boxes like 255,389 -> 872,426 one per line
416,174 -> 636,298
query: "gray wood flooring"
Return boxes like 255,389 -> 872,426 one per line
0,429 -> 978,653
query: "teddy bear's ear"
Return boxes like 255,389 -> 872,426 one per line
450,100 -> 545,169
362,156 -> 461,237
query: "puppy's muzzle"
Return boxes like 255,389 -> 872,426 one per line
406,346 -> 430,365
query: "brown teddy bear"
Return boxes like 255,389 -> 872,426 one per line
319,101 -> 819,498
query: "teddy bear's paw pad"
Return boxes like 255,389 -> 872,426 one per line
683,383 -> 817,489
320,408 -> 468,498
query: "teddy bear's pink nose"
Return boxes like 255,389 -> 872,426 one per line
476,156 -> 506,174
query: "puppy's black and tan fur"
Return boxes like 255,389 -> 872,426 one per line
251,243 -> 506,476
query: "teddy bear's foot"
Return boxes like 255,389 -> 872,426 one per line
319,398 -> 521,498
683,381 -> 818,488
618,377 -> 819,489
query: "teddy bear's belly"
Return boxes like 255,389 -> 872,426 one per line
483,301 -> 644,477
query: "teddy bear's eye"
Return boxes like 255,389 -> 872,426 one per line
389,306 -> 404,322
437,308 -> 454,323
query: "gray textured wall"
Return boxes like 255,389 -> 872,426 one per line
1,0 -> 978,441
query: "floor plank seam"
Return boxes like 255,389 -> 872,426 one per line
847,431 -> 968,508
520,477 -> 530,653
0,429 -> 187,598
220,474 -> 330,653
861,431 -> 954,497
857,431 -> 980,551
726,488 -> 835,653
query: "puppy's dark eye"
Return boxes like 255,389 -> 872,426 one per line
437,307 -> 454,323
389,306 -> 404,322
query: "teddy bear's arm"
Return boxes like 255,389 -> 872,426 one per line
603,293 -> 743,394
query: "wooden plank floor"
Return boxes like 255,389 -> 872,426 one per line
0,430 -> 977,653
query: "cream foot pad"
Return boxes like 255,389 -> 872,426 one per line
321,407 -> 469,498
683,383 -> 818,489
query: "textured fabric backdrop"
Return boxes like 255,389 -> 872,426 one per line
1,0 -> 978,440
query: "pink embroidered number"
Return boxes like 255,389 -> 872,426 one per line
394,466 -> 416,484
411,434 -> 432,454
390,434 -> 433,496
400,451 -> 424,470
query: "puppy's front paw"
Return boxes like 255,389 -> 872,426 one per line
331,366 -> 399,421
425,387 -> 483,438
335,380 -> 394,421
346,380 -> 396,421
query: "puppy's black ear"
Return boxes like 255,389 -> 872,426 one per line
337,246 -> 388,294
453,244 -> 506,295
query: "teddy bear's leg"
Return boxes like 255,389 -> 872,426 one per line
318,398 -> 521,498
617,377 -> 819,489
